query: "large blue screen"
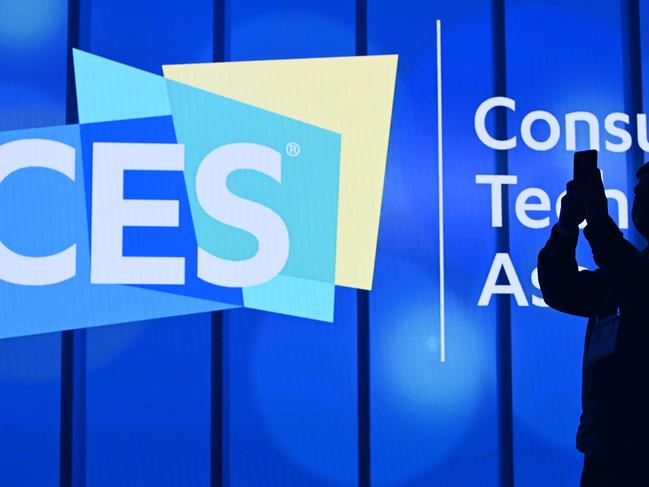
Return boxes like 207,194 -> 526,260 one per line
0,1 -> 646,486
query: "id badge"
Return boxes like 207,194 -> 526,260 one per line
586,314 -> 620,362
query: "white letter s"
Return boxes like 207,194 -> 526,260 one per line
196,143 -> 289,288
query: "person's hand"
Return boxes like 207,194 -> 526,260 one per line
568,171 -> 608,224
558,181 -> 585,235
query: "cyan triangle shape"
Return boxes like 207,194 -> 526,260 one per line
73,49 -> 171,124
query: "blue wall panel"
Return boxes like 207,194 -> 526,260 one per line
226,1 -> 358,486
506,1 -> 627,485
86,316 -> 211,487
0,0 -> 68,131
83,1 -> 214,486
0,0 -> 68,485
87,0 -> 213,73
0,334 -> 62,487
368,1 -> 499,486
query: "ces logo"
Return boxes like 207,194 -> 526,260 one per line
0,139 -> 288,288
0,50 -> 397,338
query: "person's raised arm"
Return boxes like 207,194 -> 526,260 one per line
570,176 -> 649,297
537,190 -> 607,317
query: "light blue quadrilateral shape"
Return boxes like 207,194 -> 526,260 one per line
244,275 -> 335,322
165,79 -> 340,322
73,49 -> 171,124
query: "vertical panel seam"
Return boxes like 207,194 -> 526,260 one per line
61,0 -> 85,485
492,1 -> 514,486
212,3 -> 228,487
356,1 -> 370,486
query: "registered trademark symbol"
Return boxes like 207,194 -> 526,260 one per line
285,142 -> 301,157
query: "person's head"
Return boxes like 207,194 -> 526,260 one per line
632,162 -> 649,241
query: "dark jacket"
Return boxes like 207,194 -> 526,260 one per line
537,216 -> 649,456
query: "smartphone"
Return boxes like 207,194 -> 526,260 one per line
574,149 -> 598,181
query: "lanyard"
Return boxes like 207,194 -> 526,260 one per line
595,287 -> 617,322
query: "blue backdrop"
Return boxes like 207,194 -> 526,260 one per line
0,1 -> 645,486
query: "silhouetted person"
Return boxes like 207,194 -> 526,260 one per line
538,163 -> 649,485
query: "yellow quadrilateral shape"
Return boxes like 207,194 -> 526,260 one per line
163,55 -> 397,290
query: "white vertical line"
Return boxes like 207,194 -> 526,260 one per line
436,19 -> 446,363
